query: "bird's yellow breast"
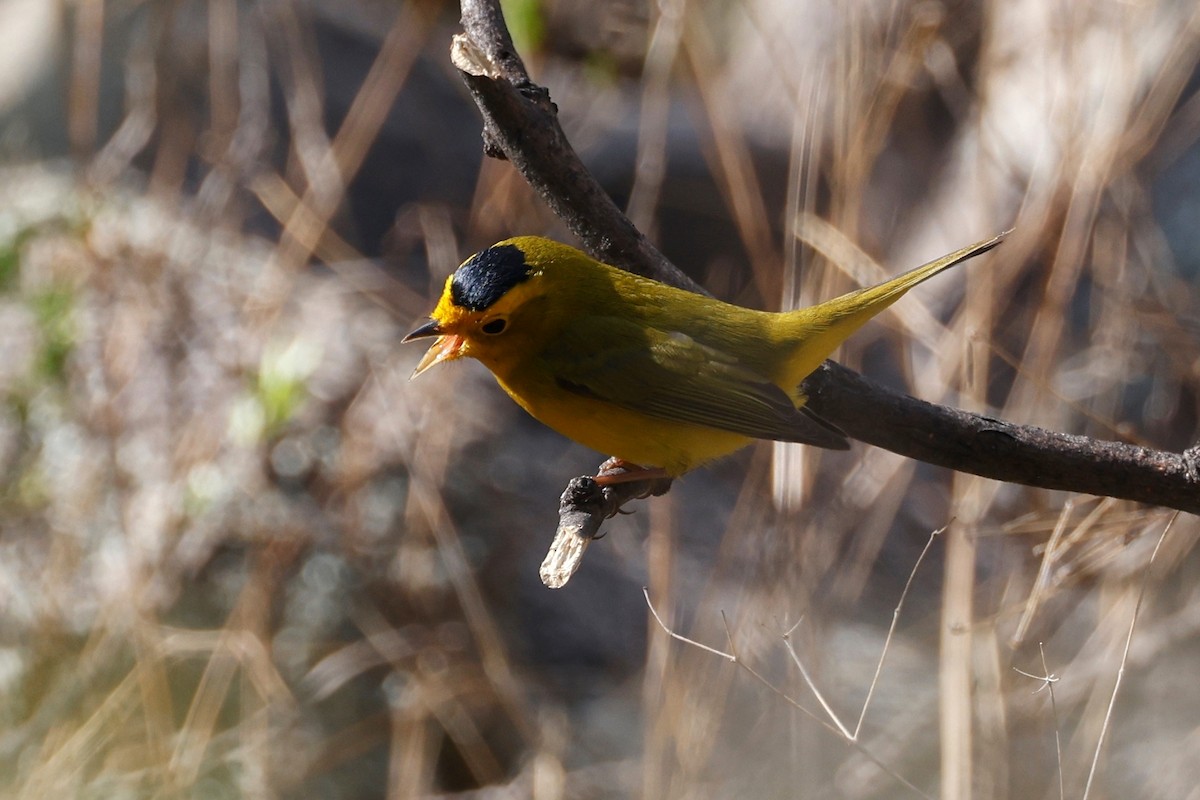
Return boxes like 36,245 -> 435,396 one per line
491,365 -> 753,476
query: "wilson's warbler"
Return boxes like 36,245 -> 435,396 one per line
406,233 -> 1006,481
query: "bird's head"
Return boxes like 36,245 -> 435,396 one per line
405,237 -> 571,378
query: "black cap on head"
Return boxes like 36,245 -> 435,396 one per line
450,244 -> 533,311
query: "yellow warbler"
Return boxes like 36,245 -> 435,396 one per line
406,233 -> 1006,480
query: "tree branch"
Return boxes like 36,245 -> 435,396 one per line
451,10 -> 702,293
804,362 -> 1200,514
454,0 -> 1200,585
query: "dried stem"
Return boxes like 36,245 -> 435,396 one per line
1081,512 -> 1178,800
643,572 -> 939,799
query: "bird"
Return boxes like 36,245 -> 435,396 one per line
405,231 -> 1007,482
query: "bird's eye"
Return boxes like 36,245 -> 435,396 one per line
481,317 -> 507,335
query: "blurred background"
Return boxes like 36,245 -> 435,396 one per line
0,0 -> 1198,797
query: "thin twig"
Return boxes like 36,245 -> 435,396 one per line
855,523 -> 945,738
642,589 -> 934,800
1042,643 -> 1065,800
643,588 -> 735,663
779,524 -> 944,741
1011,642 -> 1064,800
1081,512 -> 1179,800
780,633 -> 853,740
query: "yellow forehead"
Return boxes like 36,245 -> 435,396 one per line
431,270 -> 545,328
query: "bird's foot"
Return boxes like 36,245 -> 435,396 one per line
593,458 -> 671,487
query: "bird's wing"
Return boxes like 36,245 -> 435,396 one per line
545,317 -> 849,450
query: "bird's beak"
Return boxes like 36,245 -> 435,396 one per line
404,319 -> 466,379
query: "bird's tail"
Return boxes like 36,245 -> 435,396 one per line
775,229 -> 1011,386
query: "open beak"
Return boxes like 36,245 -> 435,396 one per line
404,319 -> 466,379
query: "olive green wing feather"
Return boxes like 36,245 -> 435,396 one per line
545,318 -> 849,450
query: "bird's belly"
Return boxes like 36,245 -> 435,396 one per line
495,375 -> 751,476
